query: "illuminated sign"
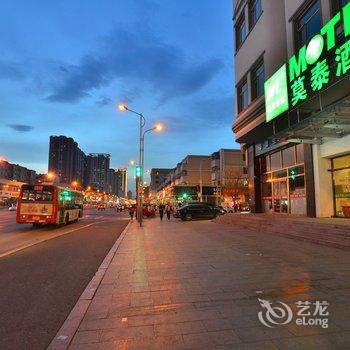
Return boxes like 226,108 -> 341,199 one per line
264,64 -> 289,122
265,2 -> 350,122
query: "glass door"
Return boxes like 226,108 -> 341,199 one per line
272,179 -> 289,213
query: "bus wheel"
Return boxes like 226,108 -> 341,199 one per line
65,214 -> 69,225
32,223 -> 42,228
78,210 -> 82,218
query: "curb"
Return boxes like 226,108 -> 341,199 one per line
47,220 -> 131,350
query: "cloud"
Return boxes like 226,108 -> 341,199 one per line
96,96 -> 112,107
0,61 -> 26,81
7,124 -> 34,132
46,28 -> 224,103
166,95 -> 234,134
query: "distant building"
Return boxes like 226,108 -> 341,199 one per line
150,168 -> 173,192
85,153 -> 111,191
211,149 -> 248,203
48,136 -> 85,184
127,190 -> 133,199
0,160 -> 36,184
116,168 -> 127,197
74,146 -> 86,185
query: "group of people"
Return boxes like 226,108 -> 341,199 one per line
128,203 -> 174,221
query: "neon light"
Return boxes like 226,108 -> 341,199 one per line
264,64 -> 289,122
344,2 -> 350,37
305,35 -> 324,65
289,46 -> 307,81
320,12 -> 340,50
264,2 -> 350,121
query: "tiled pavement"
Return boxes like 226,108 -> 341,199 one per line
56,217 -> 350,349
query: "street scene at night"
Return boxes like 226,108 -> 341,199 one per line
1,0 -> 350,349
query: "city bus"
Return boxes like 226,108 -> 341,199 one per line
16,184 -> 83,226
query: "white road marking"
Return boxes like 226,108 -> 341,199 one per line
0,223 -> 95,259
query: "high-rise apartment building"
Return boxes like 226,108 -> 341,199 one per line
85,153 -> 111,191
48,136 -> 85,184
116,168 -> 128,197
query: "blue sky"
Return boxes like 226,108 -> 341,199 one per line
0,0 -> 237,186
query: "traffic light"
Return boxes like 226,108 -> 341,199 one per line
135,165 -> 142,178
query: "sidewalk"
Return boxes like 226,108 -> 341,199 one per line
50,217 -> 350,349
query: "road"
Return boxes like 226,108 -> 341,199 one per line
0,208 -> 129,350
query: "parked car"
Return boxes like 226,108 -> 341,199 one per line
8,204 -> 17,211
177,203 -> 222,221
213,205 -> 226,215
240,202 -> 251,212
97,204 -> 106,211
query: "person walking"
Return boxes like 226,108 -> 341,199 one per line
158,203 -> 165,221
165,203 -> 172,220
129,205 -> 136,221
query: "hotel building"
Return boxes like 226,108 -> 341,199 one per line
232,0 -> 350,218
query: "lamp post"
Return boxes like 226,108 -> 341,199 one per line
118,103 -> 146,225
118,103 -> 164,226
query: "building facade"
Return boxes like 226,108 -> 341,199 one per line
150,168 -> 173,192
85,153 -> 111,191
0,160 -> 36,184
116,168 -> 128,197
232,0 -> 350,218
48,136 -> 85,184
211,149 -> 249,204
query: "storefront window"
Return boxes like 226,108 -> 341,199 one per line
270,151 -> 282,171
260,145 -> 306,216
296,144 -> 304,164
289,175 -> 306,215
333,155 -> 350,218
282,147 -> 295,168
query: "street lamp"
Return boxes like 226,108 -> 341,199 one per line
118,103 -> 146,226
47,172 -> 56,183
72,180 -> 78,190
118,102 -> 164,226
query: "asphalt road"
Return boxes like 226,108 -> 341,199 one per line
0,208 -> 129,350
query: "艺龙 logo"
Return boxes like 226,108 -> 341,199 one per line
257,298 -> 293,328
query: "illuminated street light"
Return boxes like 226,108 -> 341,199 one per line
118,103 -> 127,111
46,172 -> 56,183
130,160 -> 136,166
72,180 -> 78,190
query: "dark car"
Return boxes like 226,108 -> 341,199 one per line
178,203 -> 222,221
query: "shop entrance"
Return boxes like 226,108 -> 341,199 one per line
261,145 -> 307,216
332,154 -> 350,218
272,180 -> 288,213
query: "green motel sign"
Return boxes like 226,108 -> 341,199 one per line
265,2 -> 350,122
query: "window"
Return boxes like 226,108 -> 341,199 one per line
237,79 -> 248,112
249,0 -> 262,29
331,0 -> 349,38
270,151 -> 282,171
294,0 -> 322,50
282,147 -> 296,168
235,14 -> 247,50
251,59 -> 264,100
331,0 -> 349,15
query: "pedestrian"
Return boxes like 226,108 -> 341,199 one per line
158,203 -> 165,221
129,205 -> 136,221
165,203 -> 172,220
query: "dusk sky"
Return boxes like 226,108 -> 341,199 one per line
0,0 -> 236,186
